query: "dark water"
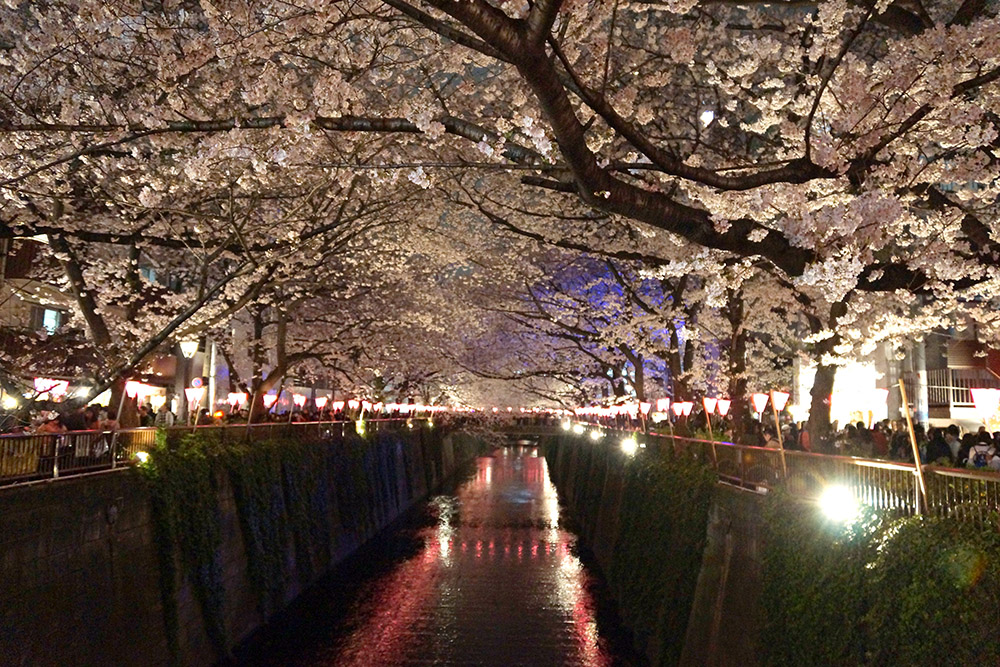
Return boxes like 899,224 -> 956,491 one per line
235,446 -> 643,666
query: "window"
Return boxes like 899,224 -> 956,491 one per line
140,266 -> 157,283
30,306 -> 62,333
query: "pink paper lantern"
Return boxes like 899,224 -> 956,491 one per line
716,399 -> 732,417
751,393 -> 770,413
314,396 -> 329,409
332,401 -> 345,411
262,394 -> 278,409
871,388 -> 889,405
971,388 -> 1000,420
292,393 -> 307,408
656,397 -> 670,413
640,402 -> 652,415
703,397 -> 718,415
34,377 -> 69,398
184,386 -> 205,405
227,392 -> 247,407
770,390 -> 790,412
671,402 -> 684,416
680,401 -> 694,416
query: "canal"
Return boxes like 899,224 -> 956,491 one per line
234,445 -> 644,666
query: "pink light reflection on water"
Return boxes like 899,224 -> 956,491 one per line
321,448 -> 613,666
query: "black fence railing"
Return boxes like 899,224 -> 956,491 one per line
0,418 -> 419,485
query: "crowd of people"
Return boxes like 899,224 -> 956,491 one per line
753,419 -> 1000,470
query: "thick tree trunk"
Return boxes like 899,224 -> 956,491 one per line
725,289 -> 751,440
807,363 -> 837,452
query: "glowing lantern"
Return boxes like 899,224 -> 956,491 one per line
332,401 -> 345,411
971,388 -> 1000,421
292,393 -> 307,408
656,397 -> 670,413
178,339 -> 199,358
125,381 -> 144,399
640,402 -> 652,415
871,388 -> 889,406
374,402 -> 384,413
716,399 -> 732,417
771,390 -> 790,412
227,392 -> 248,407
703,397 -> 718,415
751,393 -> 770,414
347,399 -> 360,410
680,401 -> 694,416
314,396 -> 329,410
262,394 -> 278,409
33,377 -> 69,398
671,402 -> 684,416
184,386 -> 205,405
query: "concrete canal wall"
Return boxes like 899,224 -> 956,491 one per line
0,428 -> 484,666
543,434 -> 765,667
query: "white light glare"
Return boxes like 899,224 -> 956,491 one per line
621,438 -> 639,456
700,109 -> 715,127
135,451 -> 150,464
561,420 -> 572,431
819,485 -> 860,523
572,423 -> 585,435
590,430 -> 602,441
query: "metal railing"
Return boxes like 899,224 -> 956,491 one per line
0,419 -> 414,486
547,426 -> 1000,526
641,430 -> 1000,524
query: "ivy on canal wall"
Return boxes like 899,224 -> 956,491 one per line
135,424 -> 480,665
761,494 -> 1000,666
547,434 -> 1000,667
544,437 -> 717,667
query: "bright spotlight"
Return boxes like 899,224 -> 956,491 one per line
135,451 -> 150,464
819,485 -> 860,523
561,420 -> 572,431
590,430 -> 602,441
621,438 -> 638,456
572,423 -> 585,435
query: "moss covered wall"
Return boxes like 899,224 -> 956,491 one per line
546,434 -> 1000,667
0,426 -> 484,667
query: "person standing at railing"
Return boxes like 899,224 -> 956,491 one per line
154,404 -> 175,428
35,413 -> 66,435
925,428 -> 953,465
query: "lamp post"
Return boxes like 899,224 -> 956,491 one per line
178,339 -> 198,423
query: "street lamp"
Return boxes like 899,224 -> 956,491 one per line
179,339 -> 199,359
